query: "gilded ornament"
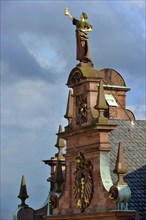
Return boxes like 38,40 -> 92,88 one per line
74,152 -> 93,212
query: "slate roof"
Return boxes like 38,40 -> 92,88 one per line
109,120 -> 146,220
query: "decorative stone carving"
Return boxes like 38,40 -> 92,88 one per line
74,152 -> 93,212
49,194 -> 58,209
108,143 -> 131,211
109,186 -> 118,200
109,185 -> 131,210
71,71 -> 85,84
76,94 -> 87,124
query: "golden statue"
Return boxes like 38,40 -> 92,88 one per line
64,7 -> 92,63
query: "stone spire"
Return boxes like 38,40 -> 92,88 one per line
55,125 -> 65,160
113,142 -> 127,184
64,90 -> 73,124
94,79 -> 108,124
43,125 -> 66,194
109,142 -> 131,210
18,175 -> 29,207
54,159 -> 65,193
54,125 -> 65,193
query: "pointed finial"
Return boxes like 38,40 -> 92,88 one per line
55,125 -> 65,148
113,142 -> 127,184
55,125 -> 65,160
54,125 -> 65,193
54,159 -> 65,193
64,90 -> 73,124
53,125 -> 65,193
94,79 -> 108,110
18,176 -> 29,207
94,79 -> 108,123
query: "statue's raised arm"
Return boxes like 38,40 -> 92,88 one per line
64,7 -> 73,20
64,8 -> 93,66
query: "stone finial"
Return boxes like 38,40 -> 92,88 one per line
18,175 -> 29,207
109,143 -> 131,210
94,79 -> 108,124
53,125 -> 65,193
54,159 -> 65,193
64,90 -> 73,124
113,142 -> 127,184
55,125 -> 65,160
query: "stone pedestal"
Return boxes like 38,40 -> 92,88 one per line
44,211 -> 136,220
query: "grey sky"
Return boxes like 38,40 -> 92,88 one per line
1,1 -> 145,219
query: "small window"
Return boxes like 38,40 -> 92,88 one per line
105,94 -> 118,107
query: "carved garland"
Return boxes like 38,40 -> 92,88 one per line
74,152 -> 93,212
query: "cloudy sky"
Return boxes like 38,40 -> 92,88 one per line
1,0 -> 145,219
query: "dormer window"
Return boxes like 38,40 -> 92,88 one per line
105,94 -> 118,107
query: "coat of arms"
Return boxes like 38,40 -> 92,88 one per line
74,152 -> 93,212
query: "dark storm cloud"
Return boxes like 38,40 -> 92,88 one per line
1,1 -> 74,86
1,1 -> 145,219
2,1 -> 145,86
1,34 -> 54,83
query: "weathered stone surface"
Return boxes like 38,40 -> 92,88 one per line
44,210 -> 136,220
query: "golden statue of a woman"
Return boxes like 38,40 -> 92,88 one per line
64,8 -> 93,64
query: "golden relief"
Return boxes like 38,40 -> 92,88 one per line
76,94 -> 87,124
74,152 -> 93,212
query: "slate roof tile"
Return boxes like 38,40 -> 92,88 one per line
109,120 -> 146,220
